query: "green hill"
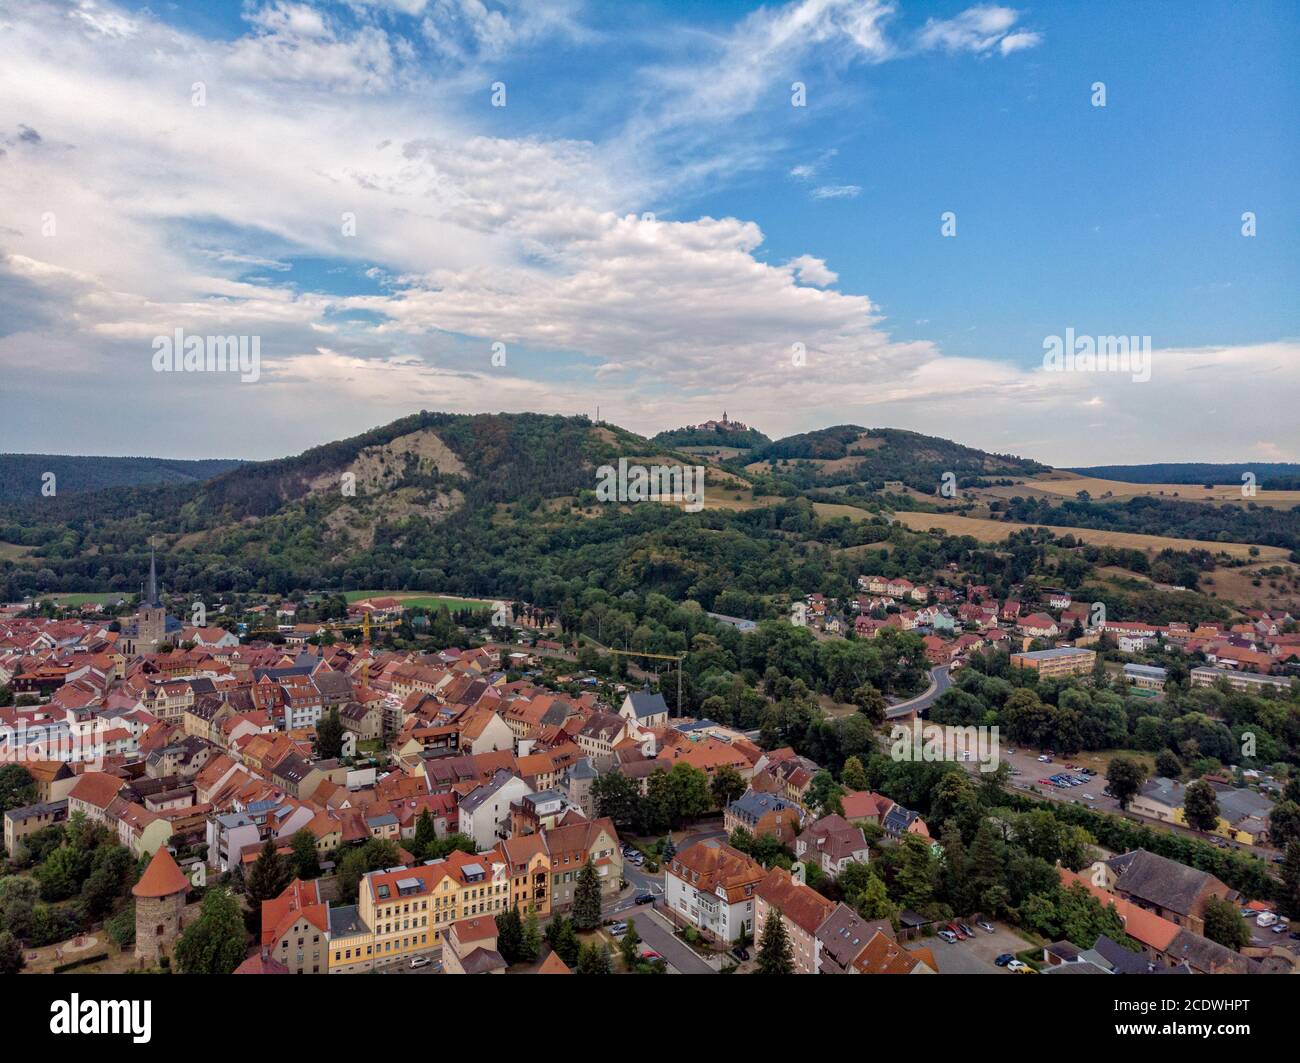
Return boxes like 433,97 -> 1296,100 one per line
0,454 -> 243,504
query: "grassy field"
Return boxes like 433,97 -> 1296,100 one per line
0,541 -> 34,561
345,591 -> 496,611
891,511 -> 1290,560
980,473 -> 1300,509
35,591 -> 130,606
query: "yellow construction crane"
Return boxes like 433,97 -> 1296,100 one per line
601,647 -> 684,717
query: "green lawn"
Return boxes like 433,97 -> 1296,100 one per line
343,590 -> 496,611
36,591 -> 130,606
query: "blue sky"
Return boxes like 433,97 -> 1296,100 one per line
1,0 -> 1296,464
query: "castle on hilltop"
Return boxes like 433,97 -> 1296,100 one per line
689,411 -> 749,433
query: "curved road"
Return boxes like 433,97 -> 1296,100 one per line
884,665 -> 951,719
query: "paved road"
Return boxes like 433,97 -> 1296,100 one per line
626,907 -> 718,974
885,665 -> 951,719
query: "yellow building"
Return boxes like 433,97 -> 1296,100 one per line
355,847 -> 511,967
1009,647 -> 1096,678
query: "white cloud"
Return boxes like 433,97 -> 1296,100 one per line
788,255 -> 838,287
916,5 -> 1041,56
811,184 -> 861,199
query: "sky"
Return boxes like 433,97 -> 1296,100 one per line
0,0 -> 1296,465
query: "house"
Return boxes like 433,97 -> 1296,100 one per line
545,816 -> 622,911
1101,850 -> 1235,936
840,790 -> 894,828
724,790 -> 802,845
1130,778 -> 1273,846
850,927 -> 938,974
444,916 -> 507,975
339,700 -> 384,742
357,848 -> 511,965
664,839 -> 764,945
794,814 -> 870,876
619,689 -> 669,730
881,803 -> 930,840
753,865 -> 836,975
3,798 -> 68,858
1123,663 -> 1167,690
261,879 -> 330,975
458,770 -> 533,850
1017,613 -> 1060,639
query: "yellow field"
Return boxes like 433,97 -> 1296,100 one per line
891,511 -> 1290,560
811,502 -> 878,521
0,542 -> 34,560
980,473 -> 1300,509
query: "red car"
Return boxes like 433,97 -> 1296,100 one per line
946,922 -> 967,939
1037,778 -> 1053,786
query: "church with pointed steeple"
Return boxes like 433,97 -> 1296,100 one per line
119,543 -> 172,655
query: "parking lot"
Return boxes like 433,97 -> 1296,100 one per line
918,922 -> 1032,974
971,745 -> 1120,812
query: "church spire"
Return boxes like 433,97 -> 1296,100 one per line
147,538 -> 160,608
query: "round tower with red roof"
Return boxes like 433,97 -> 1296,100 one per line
132,846 -> 190,962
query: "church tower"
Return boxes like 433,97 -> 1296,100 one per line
135,543 -> 167,653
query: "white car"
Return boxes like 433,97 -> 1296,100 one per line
1006,960 -> 1028,973
408,956 -> 432,969
1257,912 -> 1277,927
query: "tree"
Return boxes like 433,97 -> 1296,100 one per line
618,919 -> 642,970
412,808 -> 439,857
1278,841 -> 1300,921
106,904 -> 136,950
316,708 -> 345,760
0,931 -> 23,975
576,941 -> 612,974
545,915 -> 581,967
495,907 -> 524,963
710,764 -> 746,809
1201,895 -> 1250,950
756,909 -> 794,974
852,872 -> 897,922
0,764 -> 36,813
246,839 -> 294,907
1105,755 -> 1147,810
591,771 -> 643,828
853,683 -> 887,724
840,755 -> 869,792
520,908 -> 542,963
290,829 -> 321,879
1154,749 -> 1183,779
572,859 -> 603,930
1182,780 -> 1221,833
174,888 -> 247,975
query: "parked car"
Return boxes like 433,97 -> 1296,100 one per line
958,922 -> 975,937
1083,794 -> 1096,801
635,892 -> 655,905
994,953 -> 1014,966
640,948 -> 661,960
1271,922 -> 1289,934
946,922 -> 967,939
732,946 -> 750,961
1037,755 -> 1051,763
409,956 -> 432,969
1006,960 -> 1028,973
938,930 -> 959,944
977,920 -> 996,933
1257,912 -> 1278,927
